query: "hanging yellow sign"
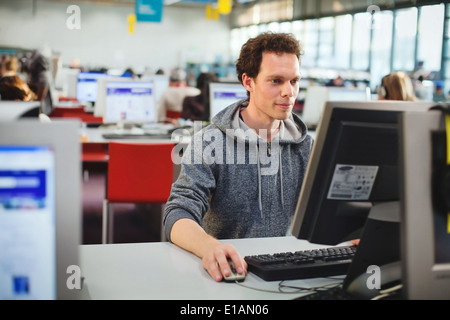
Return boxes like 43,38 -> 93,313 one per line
128,14 -> 136,34
206,4 -> 219,20
217,0 -> 232,15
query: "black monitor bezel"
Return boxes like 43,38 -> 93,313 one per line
291,100 -> 434,246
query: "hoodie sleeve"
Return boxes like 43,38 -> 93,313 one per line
163,137 -> 216,242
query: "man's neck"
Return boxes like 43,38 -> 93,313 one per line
240,106 -> 281,142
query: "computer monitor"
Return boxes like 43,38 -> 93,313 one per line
0,120 -> 81,300
76,72 -> 107,103
301,86 -> 371,129
141,75 -> 170,106
290,100 -> 434,294
103,80 -> 157,125
209,82 -> 247,121
400,109 -> 450,299
93,76 -> 132,118
54,67 -> 79,99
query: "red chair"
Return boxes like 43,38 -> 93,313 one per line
166,110 -> 182,122
50,106 -> 85,117
102,142 -> 175,243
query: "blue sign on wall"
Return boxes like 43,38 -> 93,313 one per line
135,0 -> 164,23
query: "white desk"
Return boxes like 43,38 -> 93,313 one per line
79,236 -> 346,300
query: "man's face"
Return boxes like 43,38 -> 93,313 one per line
244,52 -> 301,121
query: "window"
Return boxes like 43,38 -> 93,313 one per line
301,19 -> 319,68
317,17 -> 335,68
351,12 -> 371,70
417,4 -> 445,72
334,14 -> 352,69
392,7 -> 418,72
370,10 -> 393,90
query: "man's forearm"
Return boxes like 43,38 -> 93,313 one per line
170,218 -> 221,259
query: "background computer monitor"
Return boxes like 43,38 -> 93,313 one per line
54,67 -> 80,99
301,86 -> 371,129
209,82 -> 247,121
141,74 -> 170,107
76,72 -> 107,103
400,109 -> 450,299
94,76 -> 132,118
102,80 -> 157,124
0,120 -> 81,300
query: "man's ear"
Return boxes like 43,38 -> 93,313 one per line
242,73 -> 253,92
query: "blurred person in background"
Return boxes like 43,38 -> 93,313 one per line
377,71 -> 417,101
0,56 -> 36,101
157,67 -> 200,123
181,72 -> 218,121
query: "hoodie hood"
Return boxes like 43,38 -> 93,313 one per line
211,99 -> 308,145
211,99 -> 310,217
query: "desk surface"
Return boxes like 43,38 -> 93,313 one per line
79,236 -> 346,300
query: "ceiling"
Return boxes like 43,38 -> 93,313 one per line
40,0 -> 254,8
35,0 -> 237,7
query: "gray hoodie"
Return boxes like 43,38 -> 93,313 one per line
163,100 -> 313,241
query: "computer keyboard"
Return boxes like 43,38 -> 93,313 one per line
244,245 -> 357,281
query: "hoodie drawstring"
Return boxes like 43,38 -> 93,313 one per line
256,143 -> 284,219
279,148 -> 284,208
256,146 -> 263,218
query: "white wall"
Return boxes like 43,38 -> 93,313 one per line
0,0 -> 232,73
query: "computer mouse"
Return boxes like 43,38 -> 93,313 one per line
223,259 -> 246,282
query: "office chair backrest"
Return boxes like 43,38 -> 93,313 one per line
166,110 -> 182,120
107,142 -> 175,203
50,106 -> 85,117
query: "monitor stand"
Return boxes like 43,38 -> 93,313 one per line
342,201 -> 402,298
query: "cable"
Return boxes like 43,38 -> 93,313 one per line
233,278 -> 344,295
371,284 -> 403,300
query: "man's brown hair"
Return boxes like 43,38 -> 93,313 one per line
235,32 -> 302,87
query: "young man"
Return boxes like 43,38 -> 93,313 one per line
163,32 -> 313,282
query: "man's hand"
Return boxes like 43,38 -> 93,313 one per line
201,243 -> 247,282
170,218 -> 247,282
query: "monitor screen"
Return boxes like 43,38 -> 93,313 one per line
301,86 -> 371,129
209,82 -> 247,121
76,72 -> 107,103
93,76 -> 132,118
103,81 -> 156,124
0,145 -> 56,299
0,120 -> 81,300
